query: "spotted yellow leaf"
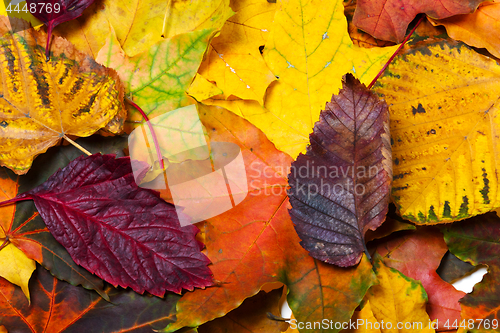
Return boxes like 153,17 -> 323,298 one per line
0,17 -> 125,175
374,40 -> 500,223
256,0 -> 399,157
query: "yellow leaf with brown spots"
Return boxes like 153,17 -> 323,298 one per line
0,17 -> 125,175
374,40 -> 500,223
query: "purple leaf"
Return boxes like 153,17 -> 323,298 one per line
14,154 -> 213,296
288,74 -> 392,267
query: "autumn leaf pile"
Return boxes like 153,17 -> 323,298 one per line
1,0 -> 500,332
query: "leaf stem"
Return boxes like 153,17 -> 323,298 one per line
363,242 -> 372,263
0,196 -> 30,207
63,135 -> 92,156
126,99 -> 165,170
367,15 -> 425,89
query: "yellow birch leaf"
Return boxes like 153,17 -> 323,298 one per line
0,17 -> 125,175
366,256 -> 435,333
53,0 -> 232,59
196,0 -> 277,104
429,1 -> 500,59
0,243 -> 36,302
96,26 -> 214,132
258,0 -> 399,157
374,40 -> 500,223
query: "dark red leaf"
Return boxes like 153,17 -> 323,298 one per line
26,0 -> 95,59
288,73 -> 392,267
12,154 -> 212,296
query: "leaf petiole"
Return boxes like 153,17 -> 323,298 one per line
367,15 -> 425,89
126,99 -> 165,170
63,135 -> 92,156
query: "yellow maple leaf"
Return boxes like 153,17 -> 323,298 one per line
249,0 -> 399,157
349,300 -> 382,333
374,41 -> 500,223
0,17 -> 125,174
366,256 -> 435,333
195,0 -> 277,104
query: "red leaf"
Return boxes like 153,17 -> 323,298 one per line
353,0 -> 483,43
26,0 -> 95,59
12,154 -> 212,296
288,73 -> 392,267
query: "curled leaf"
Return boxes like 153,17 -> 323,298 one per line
288,74 -> 392,267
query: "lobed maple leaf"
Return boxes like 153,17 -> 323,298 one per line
288,74 -> 392,267
6,154 -> 213,296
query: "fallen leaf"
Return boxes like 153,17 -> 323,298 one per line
0,138 -> 128,300
442,212 -> 500,331
0,17 -> 125,175
259,0 -> 398,157
373,40 -> 500,223
429,1 -> 500,59
26,0 -> 95,59
10,154 -> 213,296
376,228 -> 465,331
161,103 -> 377,332
436,251 -> 475,284
196,0 -> 276,104
197,288 -> 288,333
96,26 -> 214,131
0,265 -> 181,332
366,255 -> 434,333
0,243 -> 35,302
288,74 -> 392,267
352,0 -> 483,43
